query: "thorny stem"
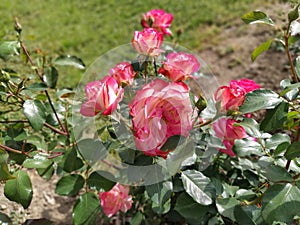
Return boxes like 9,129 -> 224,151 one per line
0,143 -> 31,156
16,18 -> 69,137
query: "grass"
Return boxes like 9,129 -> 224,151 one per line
0,0 -> 279,88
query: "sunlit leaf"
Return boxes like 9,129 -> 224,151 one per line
0,41 -> 20,61
55,174 -> 84,196
251,39 -> 272,61
241,11 -> 274,26
54,55 -> 85,69
23,100 -> 46,131
0,149 -> 14,181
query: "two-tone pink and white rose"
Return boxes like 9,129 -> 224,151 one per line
80,76 -> 123,117
99,183 -> 132,218
158,52 -> 200,82
132,28 -> 163,57
129,79 -> 194,158
213,117 -> 249,156
214,79 -> 260,112
110,62 -> 136,86
141,9 -> 173,36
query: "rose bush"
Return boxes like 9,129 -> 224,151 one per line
1,5 -> 300,225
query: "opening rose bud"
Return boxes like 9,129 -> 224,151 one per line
132,28 -> 164,57
158,52 -> 200,82
141,9 -> 173,36
214,79 -> 260,112
109,62 -> 136,86
80,76 -> 124,117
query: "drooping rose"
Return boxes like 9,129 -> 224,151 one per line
110,62 -> 136,86
212,117 -> 249,156
129,79 -> 194,158
132,28 -> 163,57
99,183 -> 133,218
214,79 -> 260,112
141,9 -> 173,36
80,76 -> 123,117
158,52 -> 200,82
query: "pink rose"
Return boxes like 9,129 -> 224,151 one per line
99,183 -> 133,218
214,79 -> 260,112
141,9 -> 173,36
158,52 -> 200,82
212,117 -> 249,156
110,62 -> 136,86
129,79 -> 194,158
132,28 -> 164,57
80,76 -> 124,117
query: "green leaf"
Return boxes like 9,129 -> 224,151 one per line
4,170 -> 33,209
160,135 -> 185,151
87,171 -> 115,191
54,55 -> 85,69
251,39 -> 273,61
261,164 -> 293,182
77,139 -> 107,164
165,140 -> 194,175
43,66 -> 59,88
260,102 -> 289,132
284,142 -> 300,160
181,170 -> 213,205
130,212 -> 144,225
233,139 -> 263,156
0,212 -> 12,224
23,152 -> 53,169
265,133 -> 291,150
216,197 -> 239,221
59,147 -> 84,172
240,89 -> 282,114
23,100 -> 46,131
0,41 -> 20,61
25,82 -> 48,91
72,192 -> 101,225
241,11 -> 274,26
279,79 -> 300,100
262,183 -> 300,224
238,118 -> 261,138
174,192 -> 212,225
234,205 -> 262,225
37,164 -> 55,180
0,149 -> 14,181
55,174 -> 84,196
146,181 -> 172,215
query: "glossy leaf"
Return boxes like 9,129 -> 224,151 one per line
251,39 -> 272,61
43,66 -> 59,88
279,79 -> 300,100
37,164 -> 55,180
260,102 -> 289,132
284,142 -> 300,160
87,171 -> 115,191
4,170 -> 33,209
54,55 -> 85,69
241,11 -> 274,26
55,174 -> 84,196
23,152 -> 53,169
240,89 -> 282,114
25,82 -> 48,91
23,100 -> 46,131
216,197 -> 239,221
233,139 -> 263,156
234,205 -> 263,225
0,149 -> 14,181
0,41 -> 20,61
181,170 -> 213,205
262,183 -> 300,224
59,147 -> 84,172
174,192 -> 212,225
261,164 -> 293,182
160,135 -> 185,151
146,181 -> 172,215
265,133 -> 290,150
77,139 -> 107,164
295,56 -> 300,80
72,192 -> 101,225
238,118 -> 261,138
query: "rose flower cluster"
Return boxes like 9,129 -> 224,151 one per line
80,9 -> 261,218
